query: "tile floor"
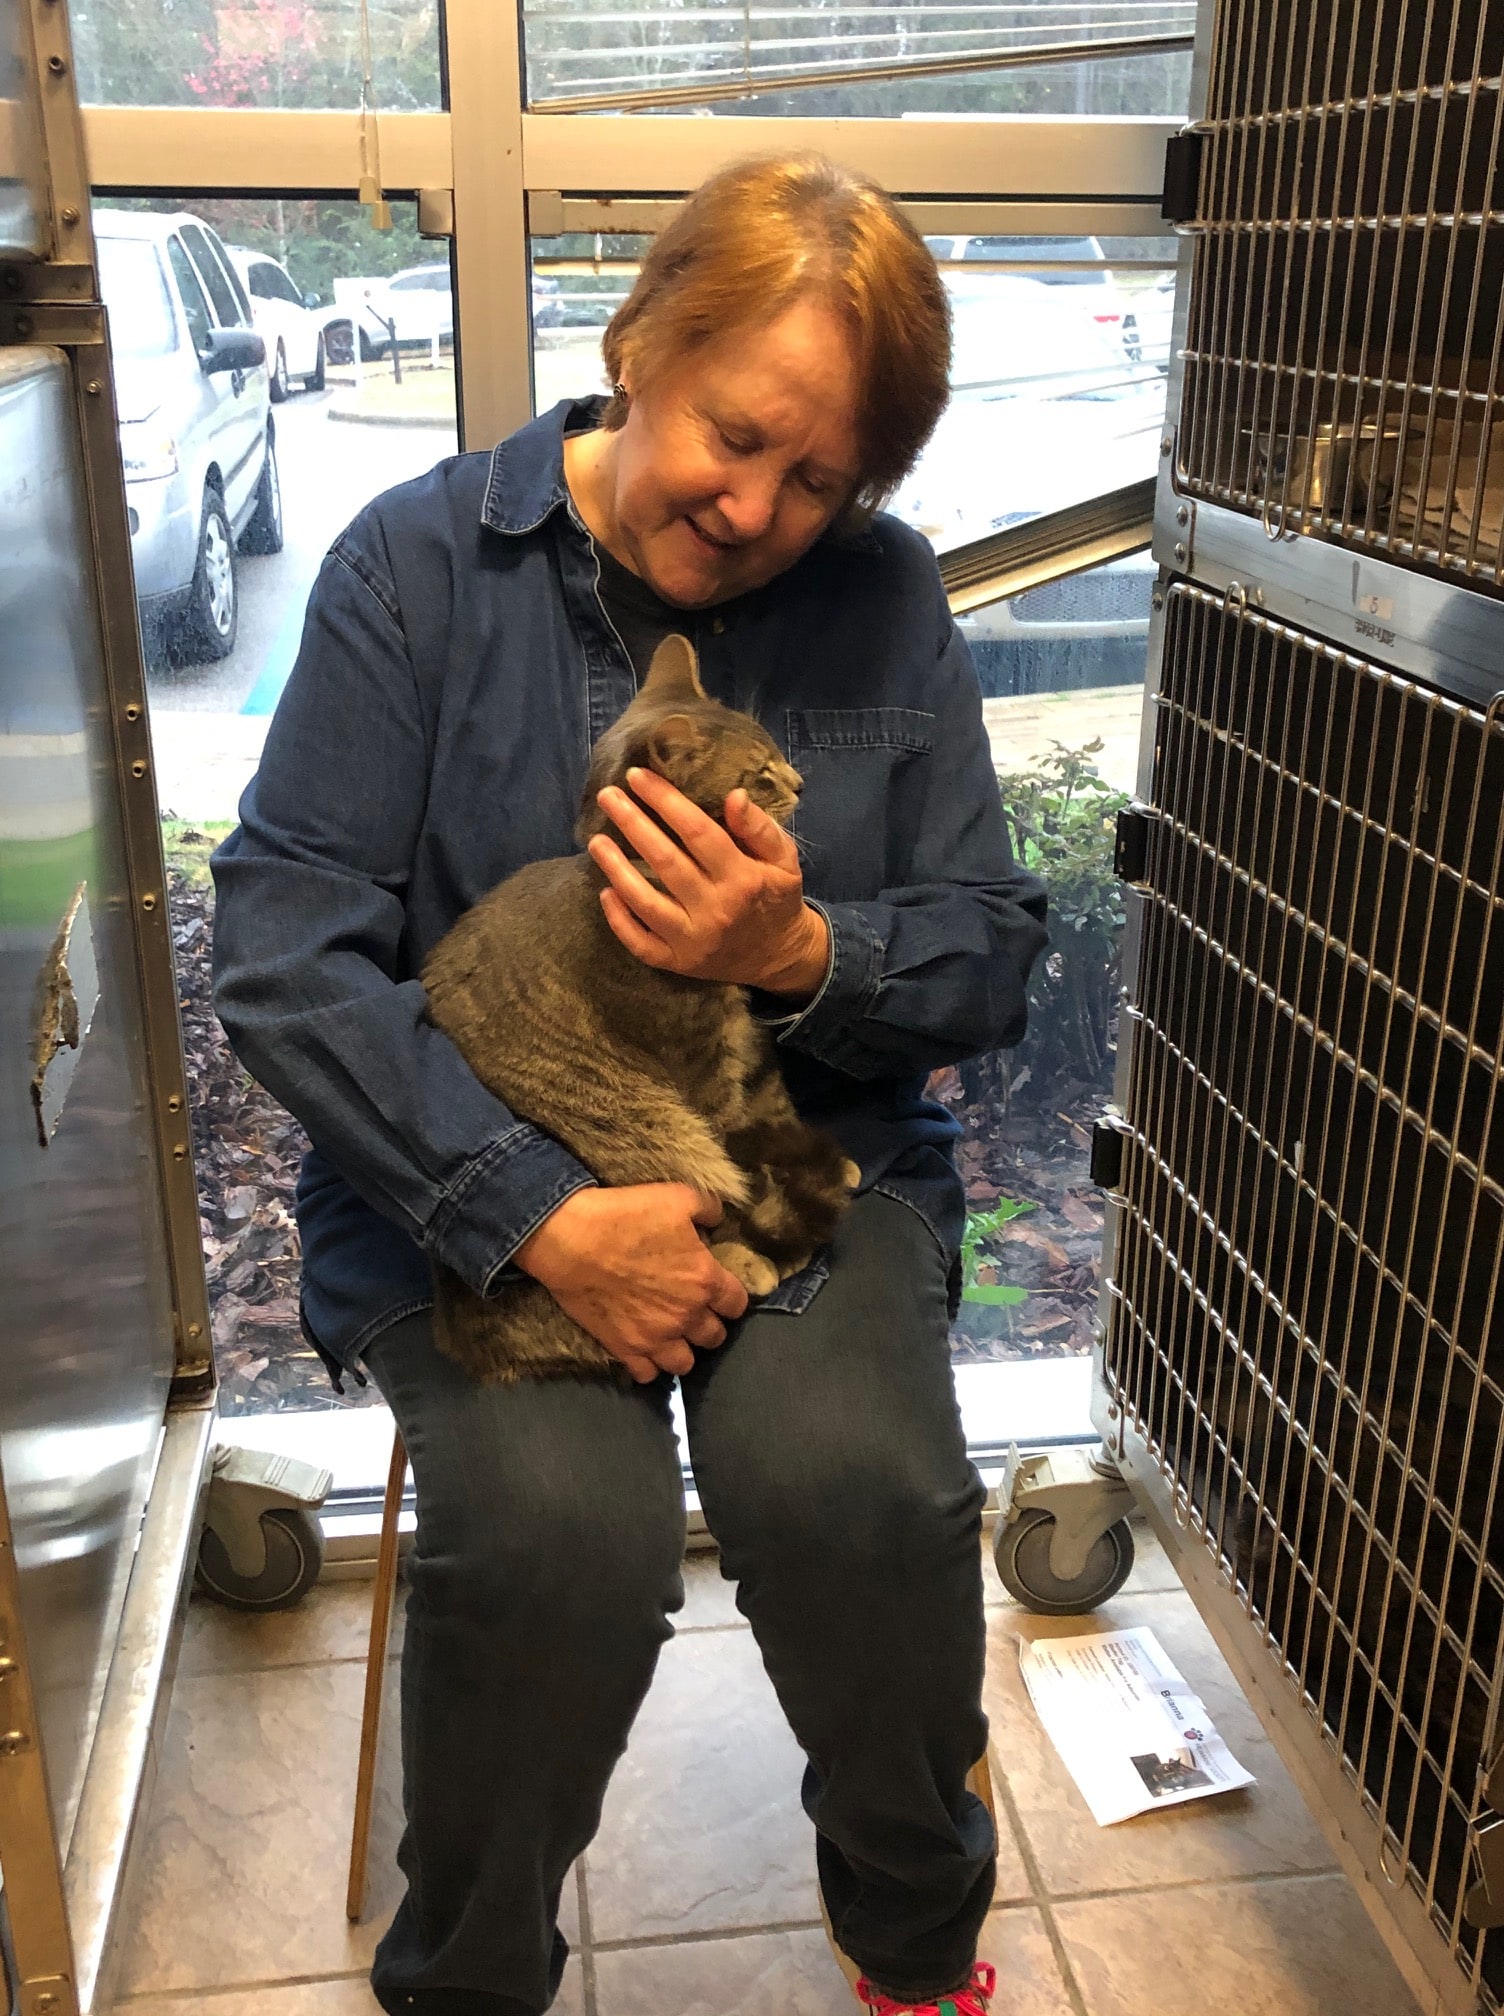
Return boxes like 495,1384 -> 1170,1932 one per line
113,1520 -> 1425,2016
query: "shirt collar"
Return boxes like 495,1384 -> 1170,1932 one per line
479,391 -> 883,556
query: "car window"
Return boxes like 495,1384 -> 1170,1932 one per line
250,260 -> 303,308
424,269 -> 448,290
165,236 -> 214,353
179,222 -> 243,328
390,272 -> 424,292
204,226 -> 255,322
97,237 -> 180,359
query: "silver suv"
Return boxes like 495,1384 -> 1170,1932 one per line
95,209 -> 281,665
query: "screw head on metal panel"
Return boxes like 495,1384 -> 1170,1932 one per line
168,1093 -> 183,1111
173,1144 -> 188,1161
61,205 -> 79,226
0,267 -> 20,293
1160,434 -> 1173,456
0,1729 -> 30,1754
1175,504 -> 1190,526
125,701 -> 141,718
187,1322 -> 203,1340
131,759 -> 146,778
85,379 -> 102,395
141,892 -> 157,910
14,314 -> 32,337
47,52 -> 67,72
1173,541 -> 1188,563
1152,591 -> 1164,610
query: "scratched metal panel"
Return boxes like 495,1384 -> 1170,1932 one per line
0,347 -> 173,1853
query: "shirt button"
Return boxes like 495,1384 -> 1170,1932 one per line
712,617 -> 725,635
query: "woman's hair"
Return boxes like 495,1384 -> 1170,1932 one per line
601,151 -> 952,521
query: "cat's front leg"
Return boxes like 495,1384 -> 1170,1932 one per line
705,1237 -> 781,1297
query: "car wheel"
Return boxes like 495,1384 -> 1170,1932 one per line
269,339 -> 290,403
240,432 -> 284,556
357,323 -> 386,362
305,332 -> 326,391
323,320 -> 353,366
171,487 -> 238,663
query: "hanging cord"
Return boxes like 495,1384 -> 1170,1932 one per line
357,0 -> 392,229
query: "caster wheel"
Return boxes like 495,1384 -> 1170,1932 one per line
993,1507 -> 1134,1615
196,1505 -> 325,1611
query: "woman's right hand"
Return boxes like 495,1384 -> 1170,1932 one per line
513,1185 -> 750,1384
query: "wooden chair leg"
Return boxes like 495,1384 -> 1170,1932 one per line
346,1426 -> 408,1922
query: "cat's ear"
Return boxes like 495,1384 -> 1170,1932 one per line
646,712 -> 713,771
641,632 -> 706,702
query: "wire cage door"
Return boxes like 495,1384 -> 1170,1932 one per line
1099,577 -> 1504,2008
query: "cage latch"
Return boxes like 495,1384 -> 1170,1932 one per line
1114,803 -> 1156,888
1161,130 -> 1206,225
1090,1115 -> 1130,1196
1465,1815 -> 1504,1928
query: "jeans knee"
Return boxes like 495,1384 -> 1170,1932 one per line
410,1465 -> 684,1652
729,1441 -> 984,1596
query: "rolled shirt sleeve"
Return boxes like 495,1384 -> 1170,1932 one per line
210,533 -> 596,1299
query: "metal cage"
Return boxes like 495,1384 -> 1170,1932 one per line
1096,1 -> 1504,2008
1177,0 -> 1504,581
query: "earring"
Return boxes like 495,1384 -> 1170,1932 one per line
612,381 -> 628,402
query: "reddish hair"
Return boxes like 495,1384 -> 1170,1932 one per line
601,151 -> 951,519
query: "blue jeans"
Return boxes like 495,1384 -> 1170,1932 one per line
364,1192 -> 995,2015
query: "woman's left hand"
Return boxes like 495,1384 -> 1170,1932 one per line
588,767 -> 829,997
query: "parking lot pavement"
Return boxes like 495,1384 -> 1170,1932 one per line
144,380 -> 458,719
985,683 -> 1146,796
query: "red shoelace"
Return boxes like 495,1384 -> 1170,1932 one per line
855,1960 -> 997,2015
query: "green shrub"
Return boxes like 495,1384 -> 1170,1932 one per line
994,739 -> 1130,1097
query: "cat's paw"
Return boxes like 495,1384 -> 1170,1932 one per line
839,1158 -> 861,1191
708,1240 -> 780,1297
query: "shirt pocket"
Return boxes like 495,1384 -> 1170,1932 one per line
785,707 -> 935,902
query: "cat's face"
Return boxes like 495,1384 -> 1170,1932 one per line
577,634 -> 803,843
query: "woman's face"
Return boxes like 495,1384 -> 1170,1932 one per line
584,296 -> 864,608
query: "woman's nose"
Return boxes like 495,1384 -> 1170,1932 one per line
717,469 -> 781,543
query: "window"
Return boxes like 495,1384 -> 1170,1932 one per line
531,230 -> 1177,552
97,236 -> 181,358
164,237 -> 213,352
70,0 -> 443,111
93,195 -> 458,1420
179,221 -> 246,328
937,552 -> 1149,1443
521,0 -> 1194,115
248,260 -> 303,307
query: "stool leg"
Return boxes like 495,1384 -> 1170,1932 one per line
346,1427 -> 408,1922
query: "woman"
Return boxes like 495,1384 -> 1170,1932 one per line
212,151 -> 1048,2016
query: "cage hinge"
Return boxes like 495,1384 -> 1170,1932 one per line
1161,129 -> 1206,225
1090,1116 -> 1130,1195
1113,802 -> 1156,888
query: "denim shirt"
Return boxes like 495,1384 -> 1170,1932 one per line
210,397 -> 1049,1382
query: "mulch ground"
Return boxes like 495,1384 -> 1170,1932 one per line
167,835 -> 1108,1412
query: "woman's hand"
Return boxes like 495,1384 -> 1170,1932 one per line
587,769 -> 829,998
513,1184 -> 750,1384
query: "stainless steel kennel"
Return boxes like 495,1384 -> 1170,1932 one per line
1093,0 -> 1504,2010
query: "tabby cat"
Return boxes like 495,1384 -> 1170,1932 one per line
421,632 -> 860,1383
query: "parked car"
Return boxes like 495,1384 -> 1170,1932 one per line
891,279 -> 1164,697
226,246 -> 328,401
95,208 -> 281,665
930,233 -> 1168,368
332,264 -> 564,355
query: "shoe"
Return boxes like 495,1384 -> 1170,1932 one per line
854,1961 -> 997,2014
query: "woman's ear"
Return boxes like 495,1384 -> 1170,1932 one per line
641,633 -> 706,702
